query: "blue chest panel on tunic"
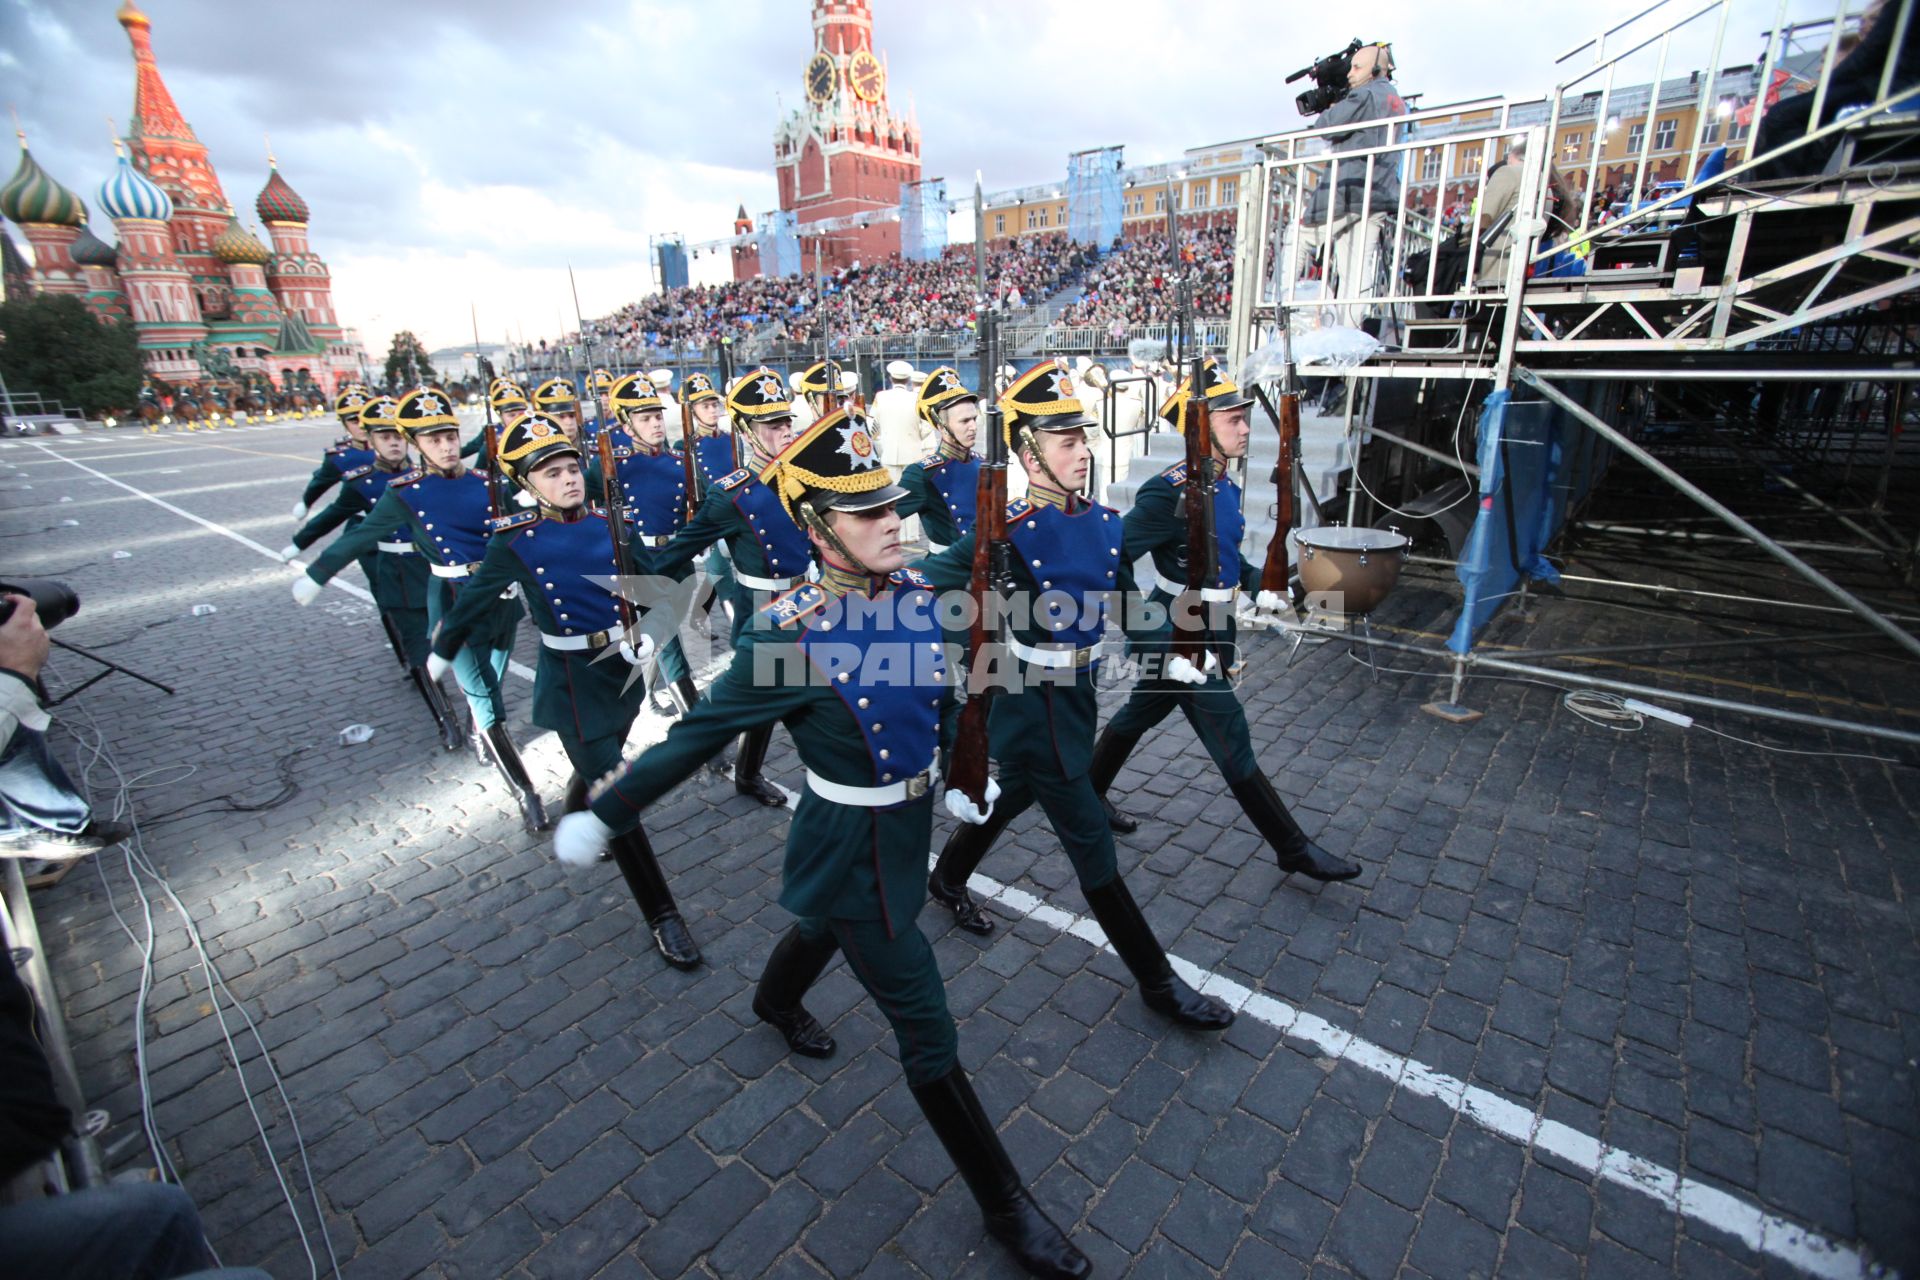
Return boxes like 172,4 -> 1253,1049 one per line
331,446 -> 374,471
509,514 -> 624,636
1007,503 -> 1124,647
396,473 -> 493,565
731,481 -> 811,579
695,436 -> 736,485
928,459 -> 981,536
615,450 -> 688,537
796,584 -> 946,787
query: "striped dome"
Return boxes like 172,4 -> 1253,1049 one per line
98,153 -> 174,222
71,225 -> 118,267
256,166 -> 309,224
1,145 -> 85,227
212,214 -> 271,265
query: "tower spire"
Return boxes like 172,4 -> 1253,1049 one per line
116,0 -> 226,212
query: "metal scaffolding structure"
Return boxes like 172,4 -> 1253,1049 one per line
898,177 -> 949,262
1068,145 -> 1126,248
1221,0 -> 1920,747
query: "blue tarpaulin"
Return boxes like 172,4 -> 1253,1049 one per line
1448,391 -> 1567,653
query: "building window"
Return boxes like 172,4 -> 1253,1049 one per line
1153,190 -> 1165,214
995,214 -> 1005,235
1026,209 -> 1038,230
1626,122 -> 1646,152
1460,150 -> 1482,174
1420,150 -> 1441,181
1654,118 -> 1677,149
1220,179 -> 1236,205
1562,132 -> 1584,163
1038,207 -> 1049,227
1703,119 -> 1721,144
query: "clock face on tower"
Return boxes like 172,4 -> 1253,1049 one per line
849,49 -> 884,102
805,52 -> 836,104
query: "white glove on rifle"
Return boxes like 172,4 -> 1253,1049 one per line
291,500 -> 307,520
426,652 -> 453,683
554,811 -> 614,868
1255,589 -> 1287,616
276,543 -> 301,564
943,776 -> 1001,826
617,629 -> 656,666
291,575 -> 323,607
1165,649 -> 1220,685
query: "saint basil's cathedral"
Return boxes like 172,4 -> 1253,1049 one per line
0,1 -> 359,398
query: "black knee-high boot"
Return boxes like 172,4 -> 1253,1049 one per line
409,667 -> 463,752
751,926 -> 839,1057
1082,878 -> 1234,1029
1088,724 -> 1142,833
732,725 -> 785,806
482,724 -> 550,833
562,772 -> 590,815
927,805 -> 1014,936
606,828 -> 701,969
910,1066 -> 1091,1280
1226,772 -> 1361,882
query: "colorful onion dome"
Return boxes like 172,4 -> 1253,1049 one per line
256,165 -> 308,224
70,225 -> 118,267
1,142 -> 86,227
212,212 -> 271,265
97,150 -> 174,223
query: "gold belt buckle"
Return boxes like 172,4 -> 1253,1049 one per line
904,772 -> 930,800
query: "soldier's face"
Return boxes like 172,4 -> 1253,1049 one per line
626,408 -> 666,448
751,415 -> 798,457
942,400 -> 981,451
529,455 -> 585,509
370,431 -> 409,465
417,430 -> 462,472
1210,406 -> 1251,459
693,399 -> 722,429
554,411 -> 580,442
343,416 -> 368,443
1024,429 -> 1091,490
502,405 -> 529,427
818,503 -> 904,573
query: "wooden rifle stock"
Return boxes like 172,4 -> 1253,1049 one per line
482,416 -> 503,520
947,313 -> 1007,809
1260,384 -> 1300,595
596,430 -> 638,635
1170,357 -> 1216,666
679,397 -> 701,521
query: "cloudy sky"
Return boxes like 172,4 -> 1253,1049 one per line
2,0 -> 1837,356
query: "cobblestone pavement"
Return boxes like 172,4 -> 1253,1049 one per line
3,421 -> 1916,1279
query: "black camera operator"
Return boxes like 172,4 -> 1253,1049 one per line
1293,41 -> 1407,330
0,583 -> 128,863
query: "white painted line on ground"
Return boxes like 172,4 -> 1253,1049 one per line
950,863 -> 1888,1280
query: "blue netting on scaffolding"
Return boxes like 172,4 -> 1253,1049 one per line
1067,146 -> 1125,248
899,179 -> 949,262
761,210 -> 800,277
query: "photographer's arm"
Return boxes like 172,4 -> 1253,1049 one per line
0,599 -> 50,752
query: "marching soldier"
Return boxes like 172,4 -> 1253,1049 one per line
586,372 -> 704,716
292,387 -> 548,832
1093,358 -> 1360,881
791,358 -> 839,428
294,384 -> 373,518
461,378 -> 530,461
896,366 -> 982,555
587,367 -> 614,439
916,360 -> 1234,1031
552,409 -> 1090,1280
533,377 -> 583,446
646,368 -> 807,806
279,394 -> 462,749
429,411 -> 700,968
680,372 -> 737,487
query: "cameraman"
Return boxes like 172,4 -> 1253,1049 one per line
0,596 -> 127,862
1310,42 -> 1406,326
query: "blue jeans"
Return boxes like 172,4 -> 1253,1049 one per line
0,725 -> 90,836
0,1182 -> 270,1279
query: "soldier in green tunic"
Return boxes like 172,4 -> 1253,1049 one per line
895,366 -> 982,556
1093,358 -> 1359,882
533,377 -> 585,448
430,412 -> 700,968
292,387 -> 549,832
553,408 -> 1089,1280
644,367 -> 806,806
279,393 -> 462,750
915,360 -> 1234,1031
460,378 -> 530,462
294,385 -> 373,518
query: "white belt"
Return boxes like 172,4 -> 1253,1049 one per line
540,629 -> 615,651
633,533 -> 670,548
430,562 -> 480,578
735,570 -> 798,592
1009,636 -> 1100,669
928,541 -> 951,556
805,764 -> 938,807
376,540 -> 415,554
1200,586 -> 1239,603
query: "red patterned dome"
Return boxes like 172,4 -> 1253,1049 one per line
255,164 -> 308,224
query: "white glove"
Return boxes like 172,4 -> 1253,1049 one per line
1165,649 -> 1220,685
291,501 -> 307,520
1255,589 -> 1287,615
943,776 -> 1001,826
618,630 -> 656,666
291,575 -> 323,607
554,811 -> 614,868
277,543 -> 301,563
426,652 -> 452,683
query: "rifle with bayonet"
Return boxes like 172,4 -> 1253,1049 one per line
679,378 -> 702,521
718,337 -> 739,472
474,312 -> 504,520
1258,313 -> 1301,600
1169,226 -> 1217,671
567,265 -> 598,441
596,428 -> 640,651
948,174 -> 1011,811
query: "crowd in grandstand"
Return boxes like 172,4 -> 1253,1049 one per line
1058,227 -> 1237,330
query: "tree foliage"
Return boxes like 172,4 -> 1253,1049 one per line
382,330 -> 436,391
0,294 -> 143,416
